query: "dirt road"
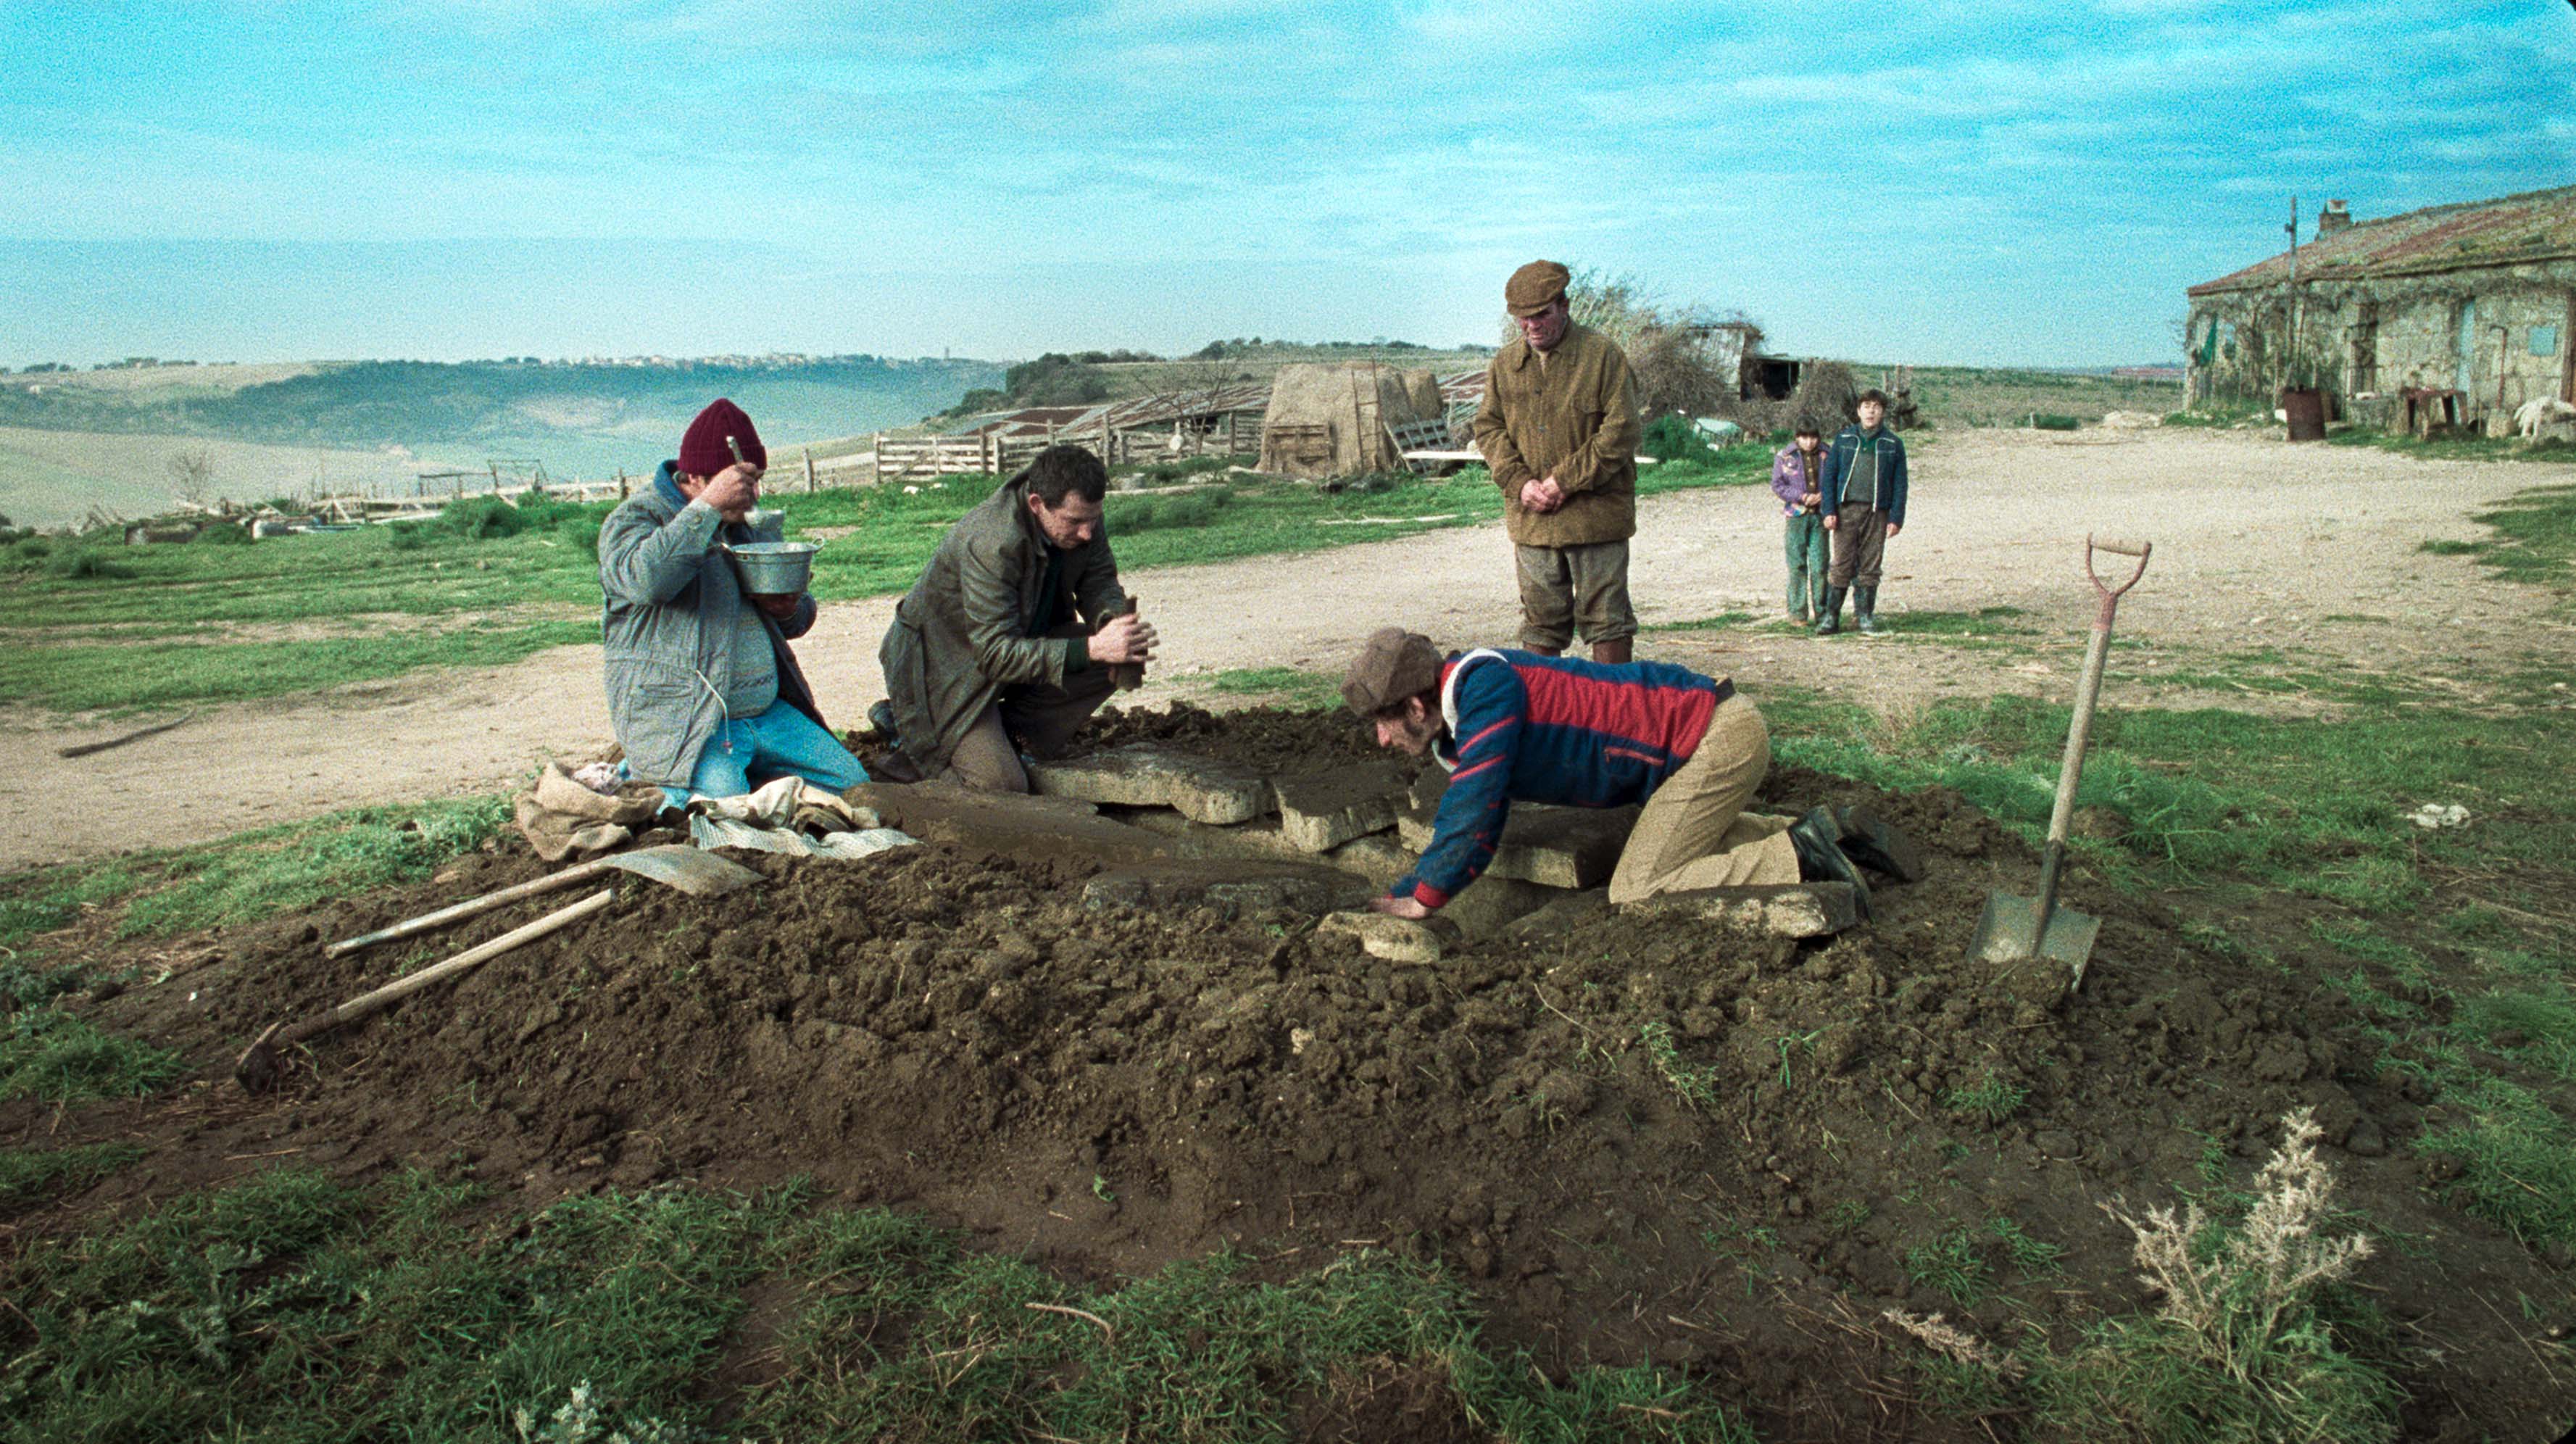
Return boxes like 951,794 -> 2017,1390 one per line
4,428 -> 2567,870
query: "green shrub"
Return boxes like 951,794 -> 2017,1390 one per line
1642,412 -> 1724,462
46,550 -> 138,581
555,515 -> 604,557
2028,413 -> 2082,431
1158,493 -> 1219,528
440,495 -> 524,539
1106,497 -> 1158,531
386,522 -> 428,551
189,522 -> 249,545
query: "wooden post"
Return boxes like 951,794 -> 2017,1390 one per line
803,445 -> 816,492
617,468 -> 628,499
872,433 -> 884,489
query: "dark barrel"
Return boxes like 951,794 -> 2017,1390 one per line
2281,387 -> 2327,441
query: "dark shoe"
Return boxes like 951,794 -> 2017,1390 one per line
1787,807 -> 1872,918
870,747 -> 924,785
1834,803 -> 1925,882
1854,586 -> 1881,635
865,698 -> 900,742
1813,587 -> 1846,636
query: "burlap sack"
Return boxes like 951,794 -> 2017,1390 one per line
513,759 -> 666,862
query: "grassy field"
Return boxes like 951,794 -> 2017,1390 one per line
1893,365 -> 2182,428
0,447 -> 1777,714
0,426 -> 426,531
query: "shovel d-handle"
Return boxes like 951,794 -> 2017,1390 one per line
2032,536 -> 2156,933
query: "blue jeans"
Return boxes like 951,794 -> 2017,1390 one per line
659,704 -> 870,808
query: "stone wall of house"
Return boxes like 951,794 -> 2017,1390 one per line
2187,260 -> 2575,431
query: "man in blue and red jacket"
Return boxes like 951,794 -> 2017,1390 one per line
1341,628 -> 1874,918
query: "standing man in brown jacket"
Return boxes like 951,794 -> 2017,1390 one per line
1472,260 -> 1644,663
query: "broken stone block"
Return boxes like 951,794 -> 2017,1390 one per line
1273,760 -> 1411,853
1616,882 -> 1860,938
1325,834 -> 1416,887
1082,861 -> 1371,918
1438,874 -> 1560,941
1027,744 -> 1269,825
1500,890 -> 1612,944
1397,802 -> 1637,889
1316,910 -> 1445,965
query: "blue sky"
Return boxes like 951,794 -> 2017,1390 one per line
1,0 -> 2569,368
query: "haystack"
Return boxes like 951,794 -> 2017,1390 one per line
1257,364 -> 1443,478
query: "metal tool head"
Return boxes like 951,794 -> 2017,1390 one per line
600,843 -> 763,896
1969,890 -> 2101,995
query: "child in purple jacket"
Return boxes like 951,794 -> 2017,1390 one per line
1769,423 -> 1829,623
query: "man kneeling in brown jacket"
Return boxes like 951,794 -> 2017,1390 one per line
876,444 -> 1156,790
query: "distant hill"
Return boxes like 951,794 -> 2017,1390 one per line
0,356 -> 1003,487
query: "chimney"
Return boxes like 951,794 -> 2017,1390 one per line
2317,199 -> 2352,236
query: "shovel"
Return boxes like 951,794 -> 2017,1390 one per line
1969,535 -> 2153,996
238,888 -> 615,1092
323,844 -> 761,960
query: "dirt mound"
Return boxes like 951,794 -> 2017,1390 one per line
60,731 -> 2424,1435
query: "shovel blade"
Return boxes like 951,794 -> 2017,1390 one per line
1969,891 -> 2101,994
602,844 -> 763,897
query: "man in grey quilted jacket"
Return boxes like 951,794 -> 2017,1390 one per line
598,398 -> 867,805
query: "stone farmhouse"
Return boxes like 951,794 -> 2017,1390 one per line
2185,185 -> 2576,434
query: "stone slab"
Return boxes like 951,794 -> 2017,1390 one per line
1273,760 -> 1411,853
1438,874 -> 1561,941
1325,834 -> 1418,888
1616,882 -> 1861,938
1316,910 -> 1445,964
1083,860 -> 1372,920
846,781 -> 1171,868
1396,802 -> 1638,889
1027,744 -> 1271,825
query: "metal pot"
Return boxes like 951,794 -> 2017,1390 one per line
722,541 -> 820,597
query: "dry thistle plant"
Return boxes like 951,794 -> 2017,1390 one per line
2103,1105 -> 2374,1340
1882,1308 -> 2027,1380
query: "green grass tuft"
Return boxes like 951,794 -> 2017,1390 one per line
1640,1021 -> 1721,1109
1941,1071 -> 2029,1124
0,1142 -> 147,1211
2419,1079 -> 2576,1247
1902,1229 -> 1993,1306
0,1008 -> 185,1103
116,797 -> 510,936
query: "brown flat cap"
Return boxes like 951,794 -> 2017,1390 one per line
1505,260 -> 1570,318
1342,627 -> 1443,715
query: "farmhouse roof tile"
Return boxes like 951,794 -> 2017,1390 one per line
2189,184 -> 2576,296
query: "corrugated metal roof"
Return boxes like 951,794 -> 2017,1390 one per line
2190,184 -> 2576,295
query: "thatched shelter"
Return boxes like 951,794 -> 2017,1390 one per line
1256,363 -> 1443,477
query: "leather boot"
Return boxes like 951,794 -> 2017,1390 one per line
1855,586 -> 1881,635
1834,803 -> 1925,882
1787,807 -> 1871,918
1591,636 -> 1632,665
1813,586 -> 1845,636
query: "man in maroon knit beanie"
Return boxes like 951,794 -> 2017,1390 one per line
597,398 -> 867,804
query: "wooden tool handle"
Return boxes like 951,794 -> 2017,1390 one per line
324,860 -> 610,958
284,889 -> 615,1047
1106,594 -> 1145,691
2090,536 -> 2150,557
